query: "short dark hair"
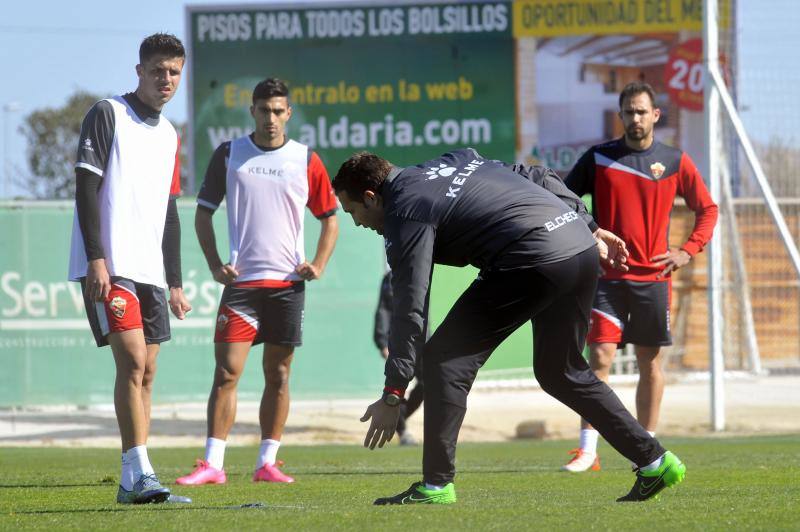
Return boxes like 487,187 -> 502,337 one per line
139,33 -> 185,64
252,78 -> 289,103
332,152 -> 393,201
618,81 -> 657,109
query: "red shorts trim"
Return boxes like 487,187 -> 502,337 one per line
587,309 -> 623,344
214,305 -> 259,343
234,279 -> 296,288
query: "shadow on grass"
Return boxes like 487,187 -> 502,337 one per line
0,466 -> 563,489
12,503 -> 274,515
0,482 -> 113,489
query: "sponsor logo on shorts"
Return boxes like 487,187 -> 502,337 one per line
650,162 -> 666,179
109,296 -> 126,318
216,313 -> 229,331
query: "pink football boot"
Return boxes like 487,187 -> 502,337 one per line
252,462 -> 294,483
176,459 -> 227,485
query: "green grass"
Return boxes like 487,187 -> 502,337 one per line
1,435 -> 798,530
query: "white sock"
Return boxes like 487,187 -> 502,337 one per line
425,483 -> 444,491
579,429 -> 599,454
205,437 -> 227,470
647,431 -> 656,438
640,453 -> 665,472
127,445 -> 155,480
120,452 -> 134,491
256,439 -> 281,469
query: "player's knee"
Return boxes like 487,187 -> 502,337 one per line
264,363 -> 291,389
141,368 -> 156,391
121,365 -> 145,388
638,360 -> 663,380
213,364 -> 242,389
590,348 -> 616,372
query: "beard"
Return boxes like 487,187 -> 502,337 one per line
625,126 -> 648,141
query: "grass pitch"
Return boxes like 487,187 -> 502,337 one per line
1,435 -> 798,530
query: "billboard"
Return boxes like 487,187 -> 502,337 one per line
186,1 -> 516,192
0,203 -> 385,406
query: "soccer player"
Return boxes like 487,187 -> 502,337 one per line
176,78 -> 338,486
333,149 -> 686,504
374,269 -> 424,446
561,82 -> 718,473
67,33 -> 191,504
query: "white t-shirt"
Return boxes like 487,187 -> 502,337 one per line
197,136 -> 337,283
68,95 -> 180,288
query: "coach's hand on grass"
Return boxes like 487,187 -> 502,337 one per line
652,248 -> 691,279
593,228 -> 630,273
212,263 -> 239,285
168,287 -> 192,320
87,258 -> 112,302
361,399 -> 400,450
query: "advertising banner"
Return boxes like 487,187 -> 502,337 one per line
187,1 -> 516,192
0,204 -> 384,406
513,0 -> 732,174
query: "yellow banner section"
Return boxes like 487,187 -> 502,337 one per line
513,0 -> 728,37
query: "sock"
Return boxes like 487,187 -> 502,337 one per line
120,451 -> 134,491
640,453 -> 665,472
579,429 -> 599,454
647,431 -> 656,438
256,439 -> 280,469
127,445 -> 155,481
424,483 -> 444,491
205,437 -> 227,470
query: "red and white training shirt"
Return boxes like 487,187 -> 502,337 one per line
565,138 -> 718,282
197,135 -> 337,283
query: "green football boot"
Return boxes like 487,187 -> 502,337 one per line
374,481 -> 457,505
617,451 -> 686,502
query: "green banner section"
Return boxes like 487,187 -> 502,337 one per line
0,203 -> 386,406
0,202 -> 534,407
188,1 -> 515,191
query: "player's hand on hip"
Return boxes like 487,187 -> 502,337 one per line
212,263 -> 239,285
360,398 -> 400,450
168,287 -> 192,320
87,258 -> 112,302
295,262 -> 321,281
651,248 -> 691,278
593,228 -> 630,272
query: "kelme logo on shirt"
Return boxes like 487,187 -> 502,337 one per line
109,296 -> 126,318
83,138 -> 94,152
426,164 -> 457,180
650,162 -> 666,179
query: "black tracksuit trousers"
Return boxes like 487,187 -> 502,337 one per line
421,246 -> 666,485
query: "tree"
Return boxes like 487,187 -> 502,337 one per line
17,90 -> 105,199
18,90 -> 191,199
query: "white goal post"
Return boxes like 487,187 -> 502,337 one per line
704,0 -> 800,431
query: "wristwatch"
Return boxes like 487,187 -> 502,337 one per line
382,392 -> 402,407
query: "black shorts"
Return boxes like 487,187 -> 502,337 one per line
586,279 -> 671,347
214,281 -> 305,346
80,277 -> 171,348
